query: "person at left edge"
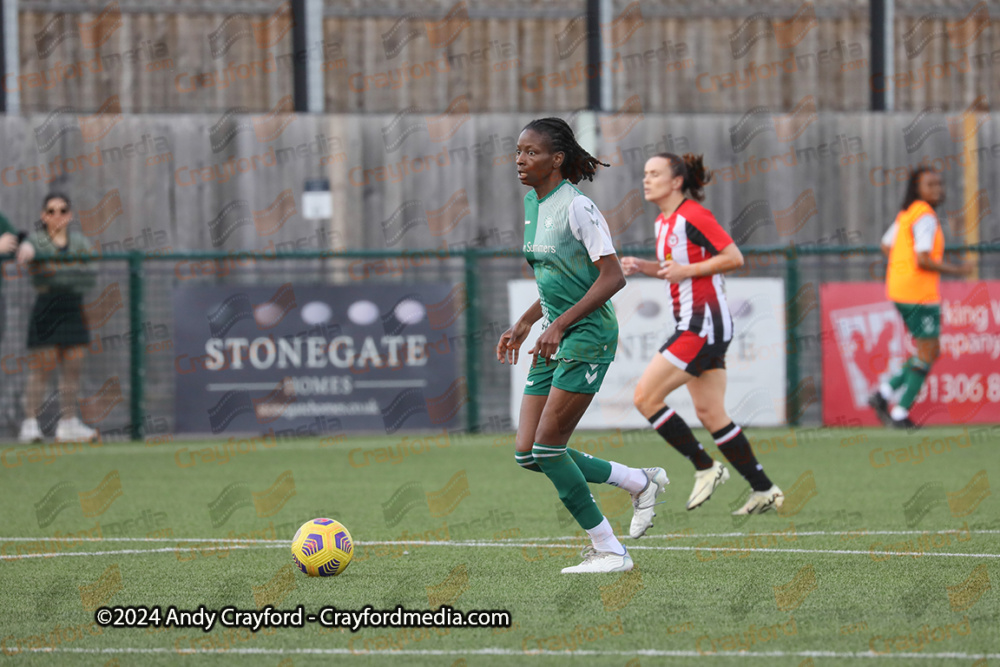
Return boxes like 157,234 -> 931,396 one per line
16,193 -> 99,443
0,210 -> 23,347
497,117 -> 669,574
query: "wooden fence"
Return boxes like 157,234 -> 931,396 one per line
12,0 -> 998,113
0,111 -> 996,254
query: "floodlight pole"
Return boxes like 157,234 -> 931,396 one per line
586,0 -> 602,111
292,0 -> 324,113
870,0 -> 894,111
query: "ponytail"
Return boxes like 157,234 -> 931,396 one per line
656,152 -> 712,201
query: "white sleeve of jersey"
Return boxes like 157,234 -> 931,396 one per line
881,221 -> 898,248
569,196 -> 617,261
912,214 -> 938,253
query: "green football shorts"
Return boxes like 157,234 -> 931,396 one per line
523,358 -> 611,396
894,302 -> 941,340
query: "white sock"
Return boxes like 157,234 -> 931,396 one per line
879,383 -> 893,400
607,461 -> 647,494
890,405 -> 909,420
586,517 -> 625,555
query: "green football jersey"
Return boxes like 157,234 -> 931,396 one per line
523,180 -> 618,363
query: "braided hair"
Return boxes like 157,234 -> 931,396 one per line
523,117 -> 609,183
900,165 -> 937,212
655,153 -> 712,202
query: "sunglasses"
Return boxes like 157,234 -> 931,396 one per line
45,207 -> 70,215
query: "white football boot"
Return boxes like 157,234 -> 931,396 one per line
629,467 -> 669,538
687,460 -> 730,510
732,485 -> 785,516
561,546 -> 634,574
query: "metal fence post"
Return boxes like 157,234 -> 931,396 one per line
128,252 -> 144,441
464,249 -> 479,433
784,246 -> 801,426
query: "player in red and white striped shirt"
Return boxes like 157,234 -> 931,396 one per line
622,153 -> 784,517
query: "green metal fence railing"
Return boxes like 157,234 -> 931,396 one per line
2,242 -> 998,439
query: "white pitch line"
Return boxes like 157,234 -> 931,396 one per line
3,540 -> 999,561
511,529 -> 1000,541
0,537 -> 287,543
7,647 -> 1000,661
0,544 -> 287,560
5,527 -> 1000,543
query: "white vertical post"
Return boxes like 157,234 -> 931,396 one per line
3,0 -> 19,114
884,0 -> 894,111
599,0 -> 612,112
305,0 -> 324,113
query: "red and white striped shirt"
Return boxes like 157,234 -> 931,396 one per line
655,199 -> 734,344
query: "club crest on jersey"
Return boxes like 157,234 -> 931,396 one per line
543,216 -> 554,229
668,234 -> 679,246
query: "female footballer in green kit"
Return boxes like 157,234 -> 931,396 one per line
497,118 -> 668,573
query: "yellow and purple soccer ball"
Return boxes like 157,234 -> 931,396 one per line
291,518 -> 354,577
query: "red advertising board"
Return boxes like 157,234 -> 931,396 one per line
821,281 -> 1000,426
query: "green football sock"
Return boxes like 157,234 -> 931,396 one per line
514,451 -> 541,472
887,358 -> 914,392
567,448 -> 612,484
898,358 -> 931,410
517,449 -> 613,484
532,443 -> 604,530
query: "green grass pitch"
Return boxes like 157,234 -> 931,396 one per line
1,425 -> 998,666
